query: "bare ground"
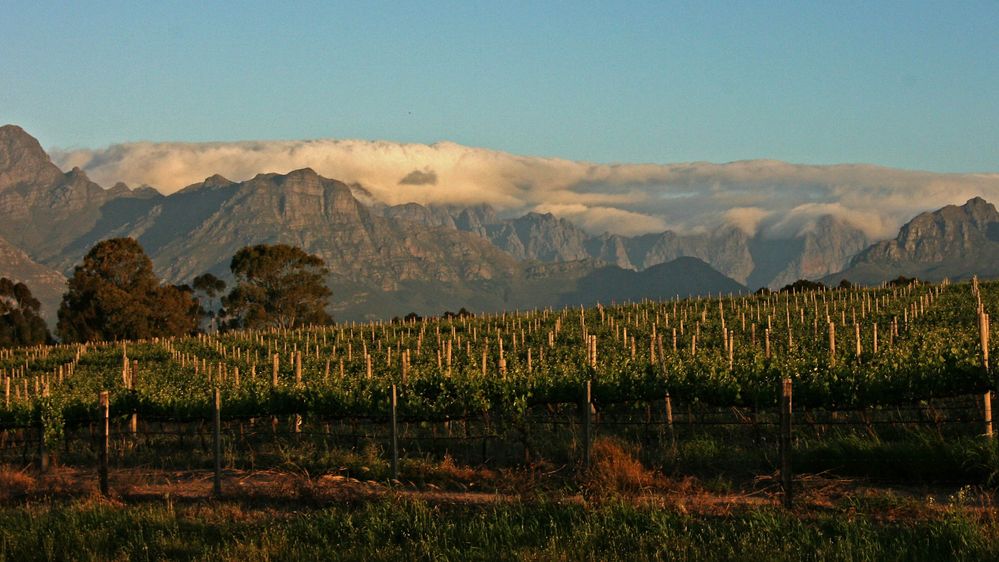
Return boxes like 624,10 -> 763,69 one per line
0,464 -> 994,520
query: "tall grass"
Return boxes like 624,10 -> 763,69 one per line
0,497 -> 997,561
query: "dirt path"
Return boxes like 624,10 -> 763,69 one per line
2,465 -> 992,520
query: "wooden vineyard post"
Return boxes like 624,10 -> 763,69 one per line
981,312 -> 992,438
779,378 -> 793,508
828,322 -> 836,367
213,387 -> 222,496
38,420 -> 48,473
665,391 -> 676,453
390,384 -> 399,481
129,361 -> 138,437
99,391 -> 110,496
985,392 -> 993,440
582,379 -> 592,470
294,350 -> 303,435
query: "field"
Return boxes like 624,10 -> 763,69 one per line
2,279 -> 999,559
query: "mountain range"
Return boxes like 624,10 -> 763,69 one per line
0,124 -> 996,323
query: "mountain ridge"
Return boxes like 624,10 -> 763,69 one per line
4,124 -> 996,322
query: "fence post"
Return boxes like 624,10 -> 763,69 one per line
130,360 -> 138,437
665,391 -> 676,454
38,422 -> 48,473
582,379 -> 592,470
779,378 -> 793,508
981,312 -> 992,439
390,384 -> 399,481
99,390 -> 109,496
213,387 -> 222,496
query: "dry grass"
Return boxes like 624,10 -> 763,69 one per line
581,437 -> 656,499
0,467 -> 37,499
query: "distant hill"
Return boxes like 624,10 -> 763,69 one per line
557,257 -> 748,306
826,197 -> 999,285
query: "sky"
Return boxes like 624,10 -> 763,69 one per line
2,1 -> 998,173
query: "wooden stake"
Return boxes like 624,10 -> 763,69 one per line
582,379 -> 592,469
828,322 -> 836,366
779,378 -> 793,508
985,391 -> 993,439
390,384 -> 399,481
213,387 -> 222,496
99,391 -> 110,496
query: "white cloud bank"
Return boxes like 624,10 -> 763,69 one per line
52,139 -> 999,240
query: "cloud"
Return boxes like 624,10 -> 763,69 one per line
722,207 -> 770,236
533,204 -> 669,237
399,168 -> 438,185
51,139 -> 999,240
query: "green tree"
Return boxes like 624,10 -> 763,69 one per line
0,278 -> 51,347
192,273 -> 227,331
56,238 -> 198,342
222,244 -> 332,329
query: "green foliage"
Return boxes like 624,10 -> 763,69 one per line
0,278 -> 50,347
222,244 -> 332,330
192,273 -> 226,298
779,279 -> 826,293
56,238 -> 198,342
5,279 -> 999,460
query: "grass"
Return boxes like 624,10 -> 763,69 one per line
0,496 -> 998,561
794,432 -> 999,484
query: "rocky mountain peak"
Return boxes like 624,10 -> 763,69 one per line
0,125 -> 64,191
828,196 -> 999,285
203,174 -> 234,188
891,196 -> 999,256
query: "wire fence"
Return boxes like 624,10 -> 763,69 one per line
2,382 -> 997,506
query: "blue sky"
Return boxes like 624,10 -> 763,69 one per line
2,1 -> 997,172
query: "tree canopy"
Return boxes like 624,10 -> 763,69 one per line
192,273 -> 227,331
222,244 -> 332,329
778,279 -> 826,293
0,278 -> 51,347
193,273 -> 227,299
56,238 -> 199,342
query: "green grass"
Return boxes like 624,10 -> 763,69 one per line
1,497 -> 997,561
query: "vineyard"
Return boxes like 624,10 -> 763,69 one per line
1,278 -> 998,498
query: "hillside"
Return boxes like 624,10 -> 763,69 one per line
827,197 -> 999,285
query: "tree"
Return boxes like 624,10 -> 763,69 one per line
192,273 -> 227,331
442,307 -> 474,319
887,275 -> 920,287
222,244 -> 332,329
0,278 -> 51,347
56,238 -> 199,342
779,279 -> 826,293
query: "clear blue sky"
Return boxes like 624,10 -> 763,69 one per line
2,1 -> 997,172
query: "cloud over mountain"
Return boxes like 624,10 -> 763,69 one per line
52,139 -> 999,239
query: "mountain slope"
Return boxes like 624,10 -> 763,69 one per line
0,234 -> 66,322
767,216 -> 871,288
0,124 -> 894,321
0,125 -> 162,267
827,197 -> 999,284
